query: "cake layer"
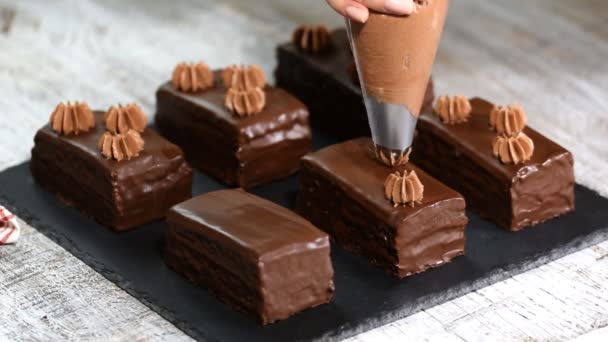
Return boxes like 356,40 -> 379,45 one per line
165,223 -> 262,317
297,138 -> 467,278
156,74 -> 312,188
275,28 -> 434,139
30,112 -> 192,231
165,189 -> 334,325
413,98 -> 575,231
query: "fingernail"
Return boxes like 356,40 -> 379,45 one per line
385,0 -> 415,14
345,6 -> 368,23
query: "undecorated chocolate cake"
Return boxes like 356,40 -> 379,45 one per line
165,189 -> 335,325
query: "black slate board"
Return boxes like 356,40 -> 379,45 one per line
1,133 -> 608,342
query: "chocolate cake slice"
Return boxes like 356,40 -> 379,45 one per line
275,28 -> 434,139
156,70 -> 311,189
412,98 -> 575,231
31,111 -> 192,231
297,138 -> 467,278
165,189 -> 335,325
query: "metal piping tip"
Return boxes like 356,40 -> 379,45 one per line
363,95 -> 418,164
346,20 -> 419,166
375,145 -> 412,167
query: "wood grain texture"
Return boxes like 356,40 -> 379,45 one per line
0,218 -> 192,341
346,241 -> 608,342
0,0 -> 607,341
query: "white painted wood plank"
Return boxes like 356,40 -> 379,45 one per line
346,242 -> 608,342
572,326 -> 608,342
1,0 -> 607,341
0,218 -> 193,341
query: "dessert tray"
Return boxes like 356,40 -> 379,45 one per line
1,130 -> 607,342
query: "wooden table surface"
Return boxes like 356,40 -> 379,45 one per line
1,0 -> 607,341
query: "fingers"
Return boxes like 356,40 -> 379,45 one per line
327,0 -> 415,23
357,0 -> 415,15
345,4 -> 369,23
327,0 -> 369,23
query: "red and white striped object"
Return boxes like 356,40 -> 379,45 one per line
0,206 -> 20,245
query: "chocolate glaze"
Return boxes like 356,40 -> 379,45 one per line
296,138 -> 467,278
412,98 -> 575,231
275,28 -> 435,139
164,189 -> 335,325
30,111 -> 192,231
156,72 -> 311,188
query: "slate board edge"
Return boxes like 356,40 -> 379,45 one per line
1,162 -> 607,342
0,184 -> 208,342
321,225 -> 608,341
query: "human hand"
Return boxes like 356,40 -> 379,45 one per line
326,0 -> 415,23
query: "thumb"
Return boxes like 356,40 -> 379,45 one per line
327,0 -> 370,23
357,0 -> 415,15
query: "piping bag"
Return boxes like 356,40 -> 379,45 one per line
347,0 -> 449,165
